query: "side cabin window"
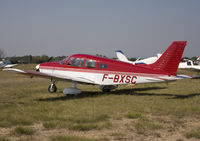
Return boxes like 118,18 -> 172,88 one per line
187,61 -> 192,66
67,57 -> 84,67
194,61 -> 198,65
85,59 -> 96,68
99,63 -> 108,69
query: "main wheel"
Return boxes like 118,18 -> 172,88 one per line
48,84 -> 57,93
102,88 -> 111,92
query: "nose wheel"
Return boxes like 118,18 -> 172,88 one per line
48,83 -> 57,93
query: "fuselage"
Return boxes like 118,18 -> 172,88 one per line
38,54 -> 177,85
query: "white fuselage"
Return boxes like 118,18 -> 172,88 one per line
178,60 -> 200,70
39,66 -> 178,86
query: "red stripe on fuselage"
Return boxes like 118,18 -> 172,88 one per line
39,66 -> 169,79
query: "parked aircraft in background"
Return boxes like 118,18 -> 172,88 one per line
116,49 -> 200,70
179,59 -> 200,70
4,41 -> 197,95
116,50 -> 161,65
0,60 -> 17,68
197,56 -> 200,61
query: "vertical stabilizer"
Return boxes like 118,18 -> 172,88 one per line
115,50 -> 130,63
149,41 -> 187,75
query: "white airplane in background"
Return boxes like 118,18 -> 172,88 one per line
179,59 -> 200,70
0,60 -> 17,68
115,50 -> 161,65
116,50 -> 200,70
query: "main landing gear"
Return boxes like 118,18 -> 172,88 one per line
63,81 -> 82,95
47,80 -> 117,94
99,85 -> 117,92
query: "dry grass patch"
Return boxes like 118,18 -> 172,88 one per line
184,127 -> 200,139
134,118 -> 163,135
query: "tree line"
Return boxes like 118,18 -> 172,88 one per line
6,55 -> 66,64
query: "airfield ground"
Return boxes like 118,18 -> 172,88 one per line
0,64 -> 200,141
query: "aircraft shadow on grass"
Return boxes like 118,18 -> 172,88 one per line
36,86 -> 200,102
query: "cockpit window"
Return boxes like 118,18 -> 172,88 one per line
85,59 -> 96,68
99,63 -> 108,69
67,57 -> 84,67
59,57 -> 69,65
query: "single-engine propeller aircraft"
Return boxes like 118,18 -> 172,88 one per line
3,41 -> 197,95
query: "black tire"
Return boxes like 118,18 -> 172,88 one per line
102,89 -> 111,93
48,84 -> 57,93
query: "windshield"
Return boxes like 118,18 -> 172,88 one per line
59,57 -> 69,65
67,57 -> 84,67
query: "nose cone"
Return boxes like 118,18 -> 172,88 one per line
36,64 -> 40,71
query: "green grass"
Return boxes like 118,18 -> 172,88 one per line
43,121 -> 58,129
50,135 -> 96,141
0,136 -> 9,141
11,126 -> 36,135
0,65 -> 200,140
69,114 -> 109,124
126,112 -> 142,119
69,123 -> 99,131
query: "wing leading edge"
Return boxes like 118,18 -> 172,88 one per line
3,68 -> 95,84
3,68 -> 73,81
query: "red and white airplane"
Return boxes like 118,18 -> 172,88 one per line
3,41 -> 195,94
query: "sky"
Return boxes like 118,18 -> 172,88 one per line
0,0 -> 200,58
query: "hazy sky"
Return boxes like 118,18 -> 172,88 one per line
0,0 -> 200,58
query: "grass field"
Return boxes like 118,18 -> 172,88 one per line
0,64 -> 200,141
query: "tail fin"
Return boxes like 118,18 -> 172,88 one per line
149,41 -> 187,75
115,50 -> 130,63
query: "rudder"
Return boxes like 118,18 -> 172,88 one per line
149,41 -> 187,75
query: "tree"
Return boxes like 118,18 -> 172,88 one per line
191,56 -> 197,61
0,48 -> 5,59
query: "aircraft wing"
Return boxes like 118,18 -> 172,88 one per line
3,68 -> 95,84
191,66 -> 200,70
3,68 -> 73,81
176,74 -> 200,79
4,64 -> 17,68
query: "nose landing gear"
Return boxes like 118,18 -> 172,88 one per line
48,83 -> 57,93
48,78 -> 57,93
